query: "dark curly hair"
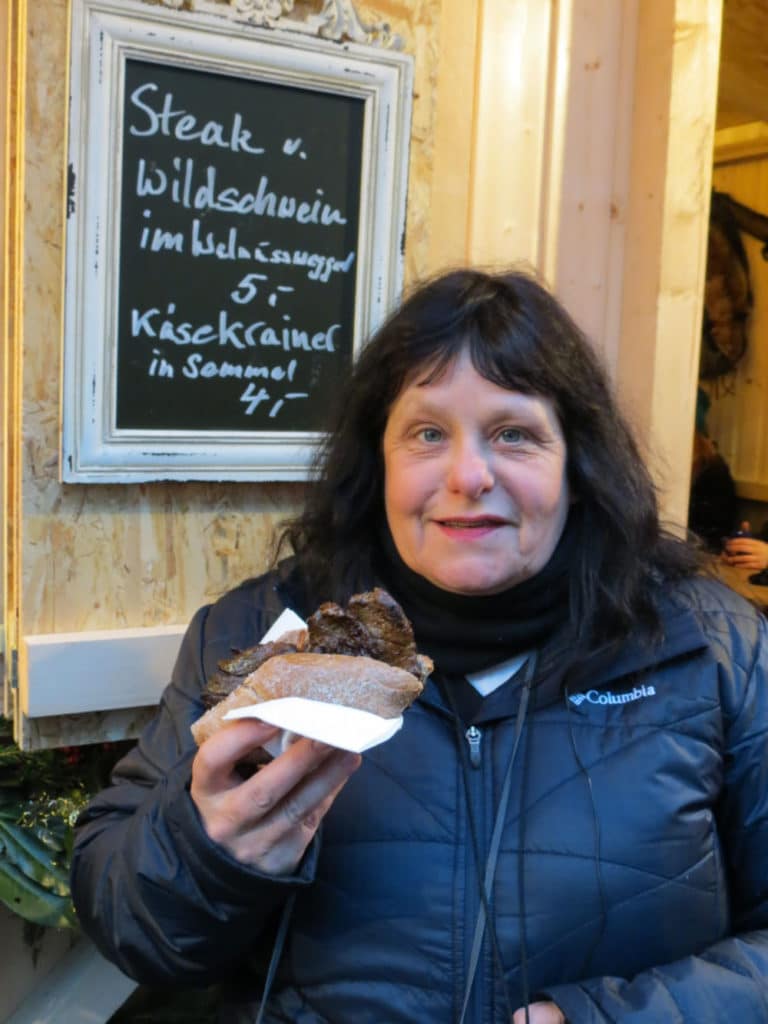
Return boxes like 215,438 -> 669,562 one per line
278,267 -> 700,652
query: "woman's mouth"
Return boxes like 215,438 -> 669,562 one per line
434,517 -> 508,538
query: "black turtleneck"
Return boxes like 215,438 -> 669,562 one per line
373,515 -> 575,678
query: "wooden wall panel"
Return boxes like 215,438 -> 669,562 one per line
8,0 -> 445,745
615,0 -> 721,533
2,0 -> 23,718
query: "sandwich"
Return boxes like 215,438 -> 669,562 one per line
191,588 -> 432,746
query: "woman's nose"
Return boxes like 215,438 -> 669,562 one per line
446,442 -> 494,497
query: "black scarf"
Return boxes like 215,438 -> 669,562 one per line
374,516 -> 575,677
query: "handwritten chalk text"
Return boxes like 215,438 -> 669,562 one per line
129,84 -> 265,156
182,355 -> 299,381
131,304 -> 340,352
136,158 -> 346,225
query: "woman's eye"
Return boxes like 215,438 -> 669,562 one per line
419,427 -> 443,443
498,427 -> 525,444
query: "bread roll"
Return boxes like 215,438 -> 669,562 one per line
191,652 -> 426,746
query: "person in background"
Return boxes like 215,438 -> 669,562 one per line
71,268 -> 768,1023
687,429 -> 738,551
722,520 -> 768,572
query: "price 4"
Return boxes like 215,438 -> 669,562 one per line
240,383 -> 308,417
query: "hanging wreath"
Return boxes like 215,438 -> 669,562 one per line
699,190 -> 753,380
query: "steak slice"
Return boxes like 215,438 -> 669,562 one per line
306,601 -> 372,656
347,588 -> 428,679
307,588 -> 431,681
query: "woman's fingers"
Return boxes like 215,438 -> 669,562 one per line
232,749 -> 362,873
191,719 -> 280,795
191,727 -> 362,873
232,737 -> 352,828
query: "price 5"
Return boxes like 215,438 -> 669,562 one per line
231,273 -> 268,304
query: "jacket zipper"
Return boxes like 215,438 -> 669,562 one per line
466,725 -> 482,768
462,723 -> 486,1023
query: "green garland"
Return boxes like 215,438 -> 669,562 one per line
0,717 -> 129,929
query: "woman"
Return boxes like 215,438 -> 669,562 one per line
71,269 -> 768,1023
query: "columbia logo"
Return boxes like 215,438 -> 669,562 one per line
568,684 -> 656,707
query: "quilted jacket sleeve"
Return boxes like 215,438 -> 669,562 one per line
543,609 -> 768,1023
70,600 -> 319,986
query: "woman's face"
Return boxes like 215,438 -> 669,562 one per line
382,350 -> 571,596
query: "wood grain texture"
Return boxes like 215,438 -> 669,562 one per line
717,0 -> 768,128
10,0 -> 442,745
17,0 -> 440,639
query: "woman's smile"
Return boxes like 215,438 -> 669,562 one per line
383,351 -> 570,595
433,515 -> 510,539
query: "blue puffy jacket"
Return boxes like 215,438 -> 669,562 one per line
71,565 -> 768,1022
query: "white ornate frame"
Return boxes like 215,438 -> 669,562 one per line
61,0 -> 412,482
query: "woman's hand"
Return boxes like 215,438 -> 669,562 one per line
190,719 -> 361,875
722,536 -> 768,571
512,1002 -> 566,1024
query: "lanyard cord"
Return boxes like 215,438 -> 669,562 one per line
255,656 -> 536,1024
254,889 -> 297,1024
445,690 -> 517,1023
516,681 -> 535,1024
444,654 -> 537,1024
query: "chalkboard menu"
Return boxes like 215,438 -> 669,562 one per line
117,59 -> 363,432
62,0 -> 412,481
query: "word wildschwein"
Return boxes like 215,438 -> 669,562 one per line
136,159 -> 348,227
